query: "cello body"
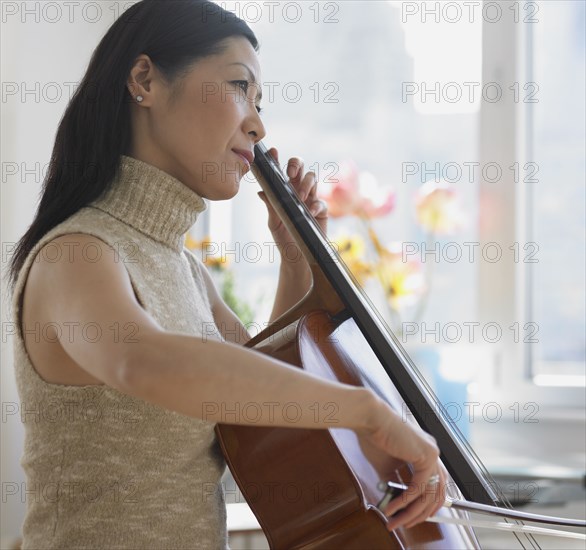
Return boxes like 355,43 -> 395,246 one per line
216,310 -> 479,549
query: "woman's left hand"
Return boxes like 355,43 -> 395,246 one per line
257,147 -> 328,267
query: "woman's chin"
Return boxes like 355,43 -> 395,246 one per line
228,179 -> 242,198
211,181 -> 240,201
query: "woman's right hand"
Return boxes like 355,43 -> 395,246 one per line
356,393 -> 447,532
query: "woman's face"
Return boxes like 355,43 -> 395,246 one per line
127,35 -> 266,200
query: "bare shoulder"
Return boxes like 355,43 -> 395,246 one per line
29,233 -> 135,304
22,233 -> 162,386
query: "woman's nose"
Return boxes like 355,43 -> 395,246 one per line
248,111 -> 266,143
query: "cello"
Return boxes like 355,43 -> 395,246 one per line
215,142 -> 585,549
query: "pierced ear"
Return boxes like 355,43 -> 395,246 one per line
127,82 -> 142,97
127,55 -> 154,103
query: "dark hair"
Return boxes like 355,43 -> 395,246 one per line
6,0 -> 258,291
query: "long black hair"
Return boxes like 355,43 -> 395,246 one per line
6,0 -> 258,290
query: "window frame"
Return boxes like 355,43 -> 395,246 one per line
476,0 -> 585,411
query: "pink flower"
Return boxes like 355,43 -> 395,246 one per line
415,180 -> 464,235
319,160 -> 395,219
357,171 -> 396,218
322,161 -> 362,217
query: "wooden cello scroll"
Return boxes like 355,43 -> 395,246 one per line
214,142 -> 551,549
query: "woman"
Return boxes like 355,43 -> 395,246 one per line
7,1 -> 446,548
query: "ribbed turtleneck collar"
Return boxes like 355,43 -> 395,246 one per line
88,155 -> 207,252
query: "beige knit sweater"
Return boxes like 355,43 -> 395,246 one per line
10,155 -> 229,549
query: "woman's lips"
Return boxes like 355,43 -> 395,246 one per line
234,152 -> 250,168
232,149 -> 253,167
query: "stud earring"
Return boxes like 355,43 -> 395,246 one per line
136,95 -> 144,103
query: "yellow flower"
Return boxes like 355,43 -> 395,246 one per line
184,234 -> 229,270
375,242 -> 425,311
331,234 -> 374,286
184,233 -> 201,251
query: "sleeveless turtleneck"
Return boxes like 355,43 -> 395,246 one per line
10,155 -> 229,549
90,155 -> 207,252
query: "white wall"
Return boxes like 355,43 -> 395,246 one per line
1,2 -> 118,544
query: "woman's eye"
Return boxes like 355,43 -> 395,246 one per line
233,80 -> 263,115
233,80 -> 249,92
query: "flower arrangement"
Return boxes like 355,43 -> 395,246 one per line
318,161 -> 465,337
184,164 -> 465,338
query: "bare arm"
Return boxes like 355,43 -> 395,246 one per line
121,328 -> 372,431
268,262 -> 312,324
40,234 -> 371,431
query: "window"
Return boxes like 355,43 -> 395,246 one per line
197,1 -> 585,411
527,0 -> 585,386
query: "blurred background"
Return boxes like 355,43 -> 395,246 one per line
2,1 -> 584,548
